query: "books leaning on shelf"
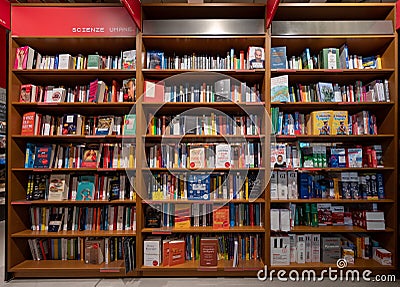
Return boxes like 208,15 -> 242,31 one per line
270,46 -> 287,69
271,75 -> 289,102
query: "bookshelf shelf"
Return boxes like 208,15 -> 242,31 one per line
146,168 -> 264,172
270,199 -> 394,204
144,135 -> 264,143
275,134 -> 394,142
12,135 -> 136,143
12,168 -> 136,173
10,260 -> 131,278
142,226 -> 265,234
11,230 -> 137,238
11,199 -> 137,205
143,198 -> 265,204
272,167 -> 394,172
278,226 -> 395,233
140,259 -> 264,272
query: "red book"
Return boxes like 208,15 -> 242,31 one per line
162,240 -> 170,266
200,237 -> 218,267
21,112 -> 36,135
143,80 -> 165,102
20,84 -> 32,102
213,205 -> 230,230
168,240 -> 185,266
14,46 -> 29,70
249,203 -> 254,226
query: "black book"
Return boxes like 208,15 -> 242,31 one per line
48,213 -> 64,232
144,204 -> 161,228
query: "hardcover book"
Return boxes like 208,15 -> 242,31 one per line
62,114 -> 82,135
33,145 -> 53,168
215,144 -> 231,168
81,145 -> 99,168
168,240 -> 185,266
200,237 -> 218,267
95,116 -> 114,135
48,213 -> 64,232
317,82 -> 334,102
21,112 -> 36,136
189,146 -> 205,169
213,204 -> 229,229
122,49 -> 136,70
147,50 -> 164,69
174,204 -> 191,229
87,54 -> 101,69
143,80 -> 165,102
14,46 -> 29,70
308,110 -> 332,135
248,46 -> 265,69
187,174 -> 210,200
123,114 -> 136,135
123,78 -> 136,102
85,239 -> 104,264
76,175 -> 95,201
331,111 -> 348,135
144,204 -> 162,228
19,84 -> 33,102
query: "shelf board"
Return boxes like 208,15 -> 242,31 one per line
12,102 -> 136,114
142,69 -> 265,81
271,258 -> 396,271
275,134 -> 394,142
146,168 -> 264,172
273,167 -> 394,172
270,68 -> 394,75
142,102 -> 265,114
142,226 -> 265,234
12,135 -> 136,143
271,198 -> 394,204
11,230 -> 137,238
270,102 -> 394,113
143,198 -> 265,204
140,259 -> 264,272
11,199 -> 136,205
279,226 -> 394,233
12,168 -> 136,173
9,260 -> 132,278
144,135 -> 264,143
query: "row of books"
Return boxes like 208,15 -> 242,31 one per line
271,142 -> 383,169
147,171 -> 261,201
145,203 -> 262,229
270,234 -> 389,265
28,237 -> 136,270
14,45 -> 136,70
147,114 -> 261,136
21,112 -> 136,136
29,206 -> 136,232
147,142 -> 262,169
271,109 -> 378,136
144,233 -> 262,267
20,78 -> 136,103
26,173 -> 136,202
146,47 -> 264,70
144,79 -> 262,103
25,143 -> 136,169
271,76 -> 390,103
271,171 -> 385,200
270,45 -> 382,70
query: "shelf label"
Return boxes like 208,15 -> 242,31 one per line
152,228 -> 172,235
12,6 -> 137,37
0,0 -> 10,30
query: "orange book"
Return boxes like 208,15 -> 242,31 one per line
213,205 -> 230,229
169,240 -> 185,266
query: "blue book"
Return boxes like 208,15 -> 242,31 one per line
376,173 -> 385,199
187,174 -> 210,200
33,145 -> 52,168
299,173 -> 310,199
25,143 -> 36,168
76,176 -> 95,201
270,46 -> 287,69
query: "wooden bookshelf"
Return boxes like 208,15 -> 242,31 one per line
268,2 -> 397,272
6,1 -> 398,280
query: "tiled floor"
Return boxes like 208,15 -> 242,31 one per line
1,221 -> 398,286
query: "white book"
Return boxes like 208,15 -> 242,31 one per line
296,235 -> 306,264
58,54 -> 72,69
287,171 -> 298,199
311,234 -> 321,262
279,209 -> 290,232
305,234 -> 312,263
289,234 -> 297,263
277,171 -> 288,199
215,144 -> 231,168
270,209 -> 280,231
270,171 -> 278,199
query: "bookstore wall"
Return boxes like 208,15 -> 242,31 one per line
5,2 -> 399,279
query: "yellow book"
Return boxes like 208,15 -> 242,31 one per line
310,110 -> 333,135
245,176 -> 249,200
174,204 -> 191,229
331,110 -> 348,135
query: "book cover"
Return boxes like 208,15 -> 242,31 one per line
271,143 -> 287,168
331,111 -> 348,135
95,116 -> 113,135
270,46 -> 287,69
309,110 -> 332,135
347,148 -> 363,168
248,46 -> 265,69
123,78 -> 136,102
122,49 -> 136,70
62,114 -> 82,135
213,204 -> 229,229
19,84 -> 32,102
87,54 -> 100,69
48,174 -> 70,201
144,204 -> 161,228
123,114 -> 136,135
48,213 -> 64,232
174,204 -> 191,229
215,144 -> 231,168
33,145 -> 52,168
189,146 -> 205,169
317,203 -> 332,225
81,145 -> 99,168
271,75 -> 289,102
50,88 -> 66,102
317,82 -> 334,102
200,237 -> 218,267
85,239 -> 104,264
187,174 -> 210,200
168,240 -> 185,266
14,46 -> 29,70
76,176 -> 95,201
21,112 -> 36,135
143,80 -> 165,102
147,50 -> 164,69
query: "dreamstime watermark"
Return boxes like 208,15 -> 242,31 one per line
257,258 -> 396,282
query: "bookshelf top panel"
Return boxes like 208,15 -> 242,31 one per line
142,3 -> 266,20
274,3 -> 394,21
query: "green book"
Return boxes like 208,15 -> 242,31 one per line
87,54 -> 100,69
123,114 -> 136,135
